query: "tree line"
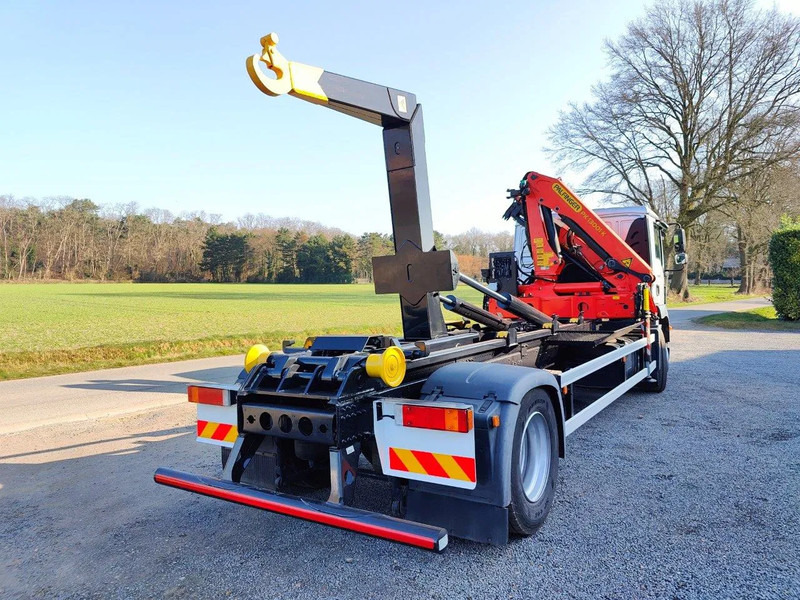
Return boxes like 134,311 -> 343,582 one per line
0,197 -> 513,283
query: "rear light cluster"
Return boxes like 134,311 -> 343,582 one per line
401,405 -> 473,433
187,385 -> 234,406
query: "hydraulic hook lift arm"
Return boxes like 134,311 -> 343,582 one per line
247,33 -> 459,340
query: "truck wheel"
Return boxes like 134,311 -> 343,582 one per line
509,389 -> 559,536
641,328 -> 669,393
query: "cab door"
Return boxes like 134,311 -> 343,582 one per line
649,222 -> 668,312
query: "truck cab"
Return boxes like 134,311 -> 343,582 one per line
595,206 -> 669,316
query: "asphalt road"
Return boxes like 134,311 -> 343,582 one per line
1,300 -> 798,599
0,356 -> 242,435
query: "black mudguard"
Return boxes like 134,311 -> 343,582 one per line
404,362 -> 564,544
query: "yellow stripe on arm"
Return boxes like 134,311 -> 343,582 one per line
289,63 -> 328,102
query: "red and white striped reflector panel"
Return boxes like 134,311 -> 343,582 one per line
401,405 -> 473,433
374,399 -> 477,490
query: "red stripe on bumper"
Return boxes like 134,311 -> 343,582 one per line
154,468 -> 447,552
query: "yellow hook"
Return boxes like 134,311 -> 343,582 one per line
246,32 -> 292,96
246,33 -> 328,102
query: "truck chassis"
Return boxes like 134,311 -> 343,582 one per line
155,33 -> 673,551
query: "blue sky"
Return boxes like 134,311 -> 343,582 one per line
1,0 -> 796,235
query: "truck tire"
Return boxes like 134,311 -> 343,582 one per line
641,328 -> 669,393
509,389 -> 559,536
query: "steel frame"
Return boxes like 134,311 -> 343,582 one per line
560,335 -> 655,436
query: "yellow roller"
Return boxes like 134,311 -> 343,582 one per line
244,344 -> 271,373
365,347 -> 406,388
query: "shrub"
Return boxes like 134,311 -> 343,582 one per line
768,226 -> 800,321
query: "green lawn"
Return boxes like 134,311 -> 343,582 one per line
0,281 -> 776,380
667,283 -> 765,307
695,306 -> 800,331
0,283 -> 484,380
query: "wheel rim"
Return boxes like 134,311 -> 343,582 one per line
519,411 -> 551,503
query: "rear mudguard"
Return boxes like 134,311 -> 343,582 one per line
403,362 -> 564,544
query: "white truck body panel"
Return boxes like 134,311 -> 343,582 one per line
373,399 -> 477,490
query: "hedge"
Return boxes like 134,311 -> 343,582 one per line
768,228 -> 800,321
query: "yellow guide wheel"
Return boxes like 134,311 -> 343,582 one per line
244,344 -> 271,373
365,346 -> 406,388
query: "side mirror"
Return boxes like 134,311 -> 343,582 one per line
673,227 -> 686,254
674,252 -> 687,266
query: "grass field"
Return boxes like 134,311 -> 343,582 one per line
667,283 -> 765,306
0,283 -> 483,380
0,282 -> 770,380
695,306 -> 800,331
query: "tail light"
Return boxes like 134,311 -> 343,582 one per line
401,405 -> 473,433
188,385 -> 235,406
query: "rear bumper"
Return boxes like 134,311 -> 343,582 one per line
154,468 -> 448,552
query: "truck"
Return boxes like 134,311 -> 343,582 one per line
154,33 -> 687,551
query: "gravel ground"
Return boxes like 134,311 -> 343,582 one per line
1,321 -> 798,599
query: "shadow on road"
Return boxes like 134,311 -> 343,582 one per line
0,426 -> 191,461
60,366 -> 242,395
174,366 -> 243,383
62,378 -> 186,394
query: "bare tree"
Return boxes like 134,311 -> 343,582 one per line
446,228 -> 514,258
726,162 -> 800,292
689,210 -> 730,283
0,195 -> 19,279
13,201 -> 41,278
548,0 -> 800,296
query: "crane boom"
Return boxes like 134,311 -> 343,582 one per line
489,171 -> 657,322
